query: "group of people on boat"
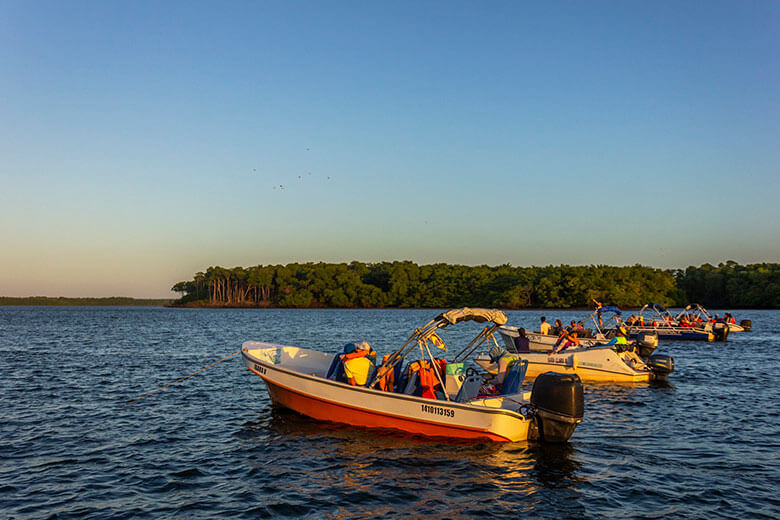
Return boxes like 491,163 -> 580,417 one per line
327,341 -> 454,399
538,316 -> 590,336
623,312 -> 737,329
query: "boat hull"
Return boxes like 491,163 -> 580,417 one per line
499,327 -> 606,352
476,347 -> 655,383
242,342 -> 534,442
627,326 -> 713,341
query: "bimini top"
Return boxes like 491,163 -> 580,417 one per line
596,305 -> 622,315
436,307 -> 508,327
641,303 -> 670,315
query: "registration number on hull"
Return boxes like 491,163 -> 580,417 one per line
421,404 -> 455,418
253,363 -> 267,375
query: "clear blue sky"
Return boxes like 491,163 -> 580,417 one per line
1,1 -> 778,297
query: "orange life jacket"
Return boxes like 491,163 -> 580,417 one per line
376,355 -> 395,392
408,360 -> 444,399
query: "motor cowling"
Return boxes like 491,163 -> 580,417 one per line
634,331 -> 658,358
530,372 -> 584,443
648,354 -> 674,381
712,322 -> 729,342
740,319 -> 752,331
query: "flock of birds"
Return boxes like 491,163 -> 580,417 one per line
253,148 -> 332,190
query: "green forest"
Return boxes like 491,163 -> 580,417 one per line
169,261 -> 780,309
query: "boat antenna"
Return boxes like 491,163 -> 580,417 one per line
123,349 -> 241,407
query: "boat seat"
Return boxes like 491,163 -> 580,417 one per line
500,360 -> 529,395
455,375 -> 482,402
393,361 -> 409,393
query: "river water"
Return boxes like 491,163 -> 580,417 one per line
1,307 -> 778,519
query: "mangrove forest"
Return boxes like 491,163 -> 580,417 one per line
170,261 -> 780,309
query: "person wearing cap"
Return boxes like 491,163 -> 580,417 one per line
343,341 -> 375,386
602,327 -> 629,347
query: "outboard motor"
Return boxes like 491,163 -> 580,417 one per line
648,354 -> 674,381
634,332 -> 658,358
712,322 -> 729,342
530,372 -> 584,443
740,319 -> 752,331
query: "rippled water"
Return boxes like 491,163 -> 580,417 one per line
1,307 -> 778,519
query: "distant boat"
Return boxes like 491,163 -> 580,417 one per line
675,303 -> 750,332
486,306 -> 673,383
624,303 -> 725,341
242,308 -> 584,443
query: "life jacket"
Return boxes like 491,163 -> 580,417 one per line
327,348 -> 376,383
615,336 -> 628,345
406,360 -> 445,399
376,354 -> 396,392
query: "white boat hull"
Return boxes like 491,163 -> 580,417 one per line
476,345 -> 658,383
242,341 -> 538,442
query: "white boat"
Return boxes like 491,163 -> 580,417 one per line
475,343 -> 674,383
482,306 -> 674,383
498,306 -> 659,357
242,308 -> 584,443
675,304 -> 749,332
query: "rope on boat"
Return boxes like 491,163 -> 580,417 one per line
123,349 -> 242,407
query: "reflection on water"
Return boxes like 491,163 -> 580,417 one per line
236,405 -> 585,518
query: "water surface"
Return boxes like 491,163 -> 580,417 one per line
1,307 -> 778,519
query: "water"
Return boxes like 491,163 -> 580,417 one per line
1,307 -> 778,519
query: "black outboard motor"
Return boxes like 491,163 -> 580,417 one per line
740,319 -> 752,331
634,331 -> 658,359
530,372 -> 584,443
712,322 -> 729,342
648,354 -> 674,381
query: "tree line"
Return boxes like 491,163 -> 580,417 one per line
674,261 -> 780,308
170,261 -> 779,309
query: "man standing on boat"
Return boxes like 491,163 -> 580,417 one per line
540,316 -> 551,335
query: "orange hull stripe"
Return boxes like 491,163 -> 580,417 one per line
249,368 -> 509,442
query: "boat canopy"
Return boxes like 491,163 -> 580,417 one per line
596,305 -> 622,315
369,308 -> 508,395
436,308 -> 508,327
648,303 -> 668,313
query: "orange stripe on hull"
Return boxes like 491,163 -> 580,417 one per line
261,377 -> 509,442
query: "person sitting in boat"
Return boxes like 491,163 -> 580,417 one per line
551,319 -> 563,335
539,316 -> 551,335
552,331 -> 579,354
725,313 -> 736,324
487,344 -> 518,387
343,341 -> 376,386
602,327 -> 629,347
514,328 -> 530,353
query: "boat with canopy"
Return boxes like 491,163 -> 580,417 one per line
497,306 -> 658,354
625,303 -> 726,341
242,308 -> 584,443
483,306 -> 674,383
675,304 -> 750,332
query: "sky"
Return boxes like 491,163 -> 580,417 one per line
1,1 -> 778,298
